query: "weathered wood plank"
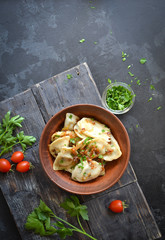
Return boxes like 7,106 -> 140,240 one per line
82,162 -> 137,202
0,89 -> 45,158
85,182 -> 161,240
0,89 -> 92,240
31,62 -> 102,122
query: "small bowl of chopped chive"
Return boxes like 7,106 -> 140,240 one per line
102,82 -> 135,114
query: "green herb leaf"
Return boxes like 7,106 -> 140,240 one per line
0,112 -> 35,156
79,39 -> 85,43
67,74 -> 73,79
128,71 -> 134,77
122,51 -> 127,58
106,85 -> 134,110
150,84 -> 155,90
148,97 -> 152,102
25,198 -> 96,240
25,200 -> 56,236
140,58 -> 147,64
157,106 -> 162,110
108,78 -> 112,84
136,80 -> 141,86
60,196 -> 89,221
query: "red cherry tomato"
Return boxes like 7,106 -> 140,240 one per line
16,161 -> 31,173
108,200 -> 128,213
0,158 -> 12,173
11,151 -> 24,163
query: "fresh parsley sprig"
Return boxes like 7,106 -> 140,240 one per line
25,196 -> 97,240
0,111 -> 36,156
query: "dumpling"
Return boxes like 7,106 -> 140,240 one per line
74,124 -> 87,138
75,117 -> 111,142
49,136 -> 70,157
63,113 -> 79,130
51,130 -> 76,142
71,160 -> 104,182
103,135 -> 122,161
87,138 -> 112,156
53,147 -> 77,171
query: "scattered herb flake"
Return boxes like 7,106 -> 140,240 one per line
127,65 -> 132,69
136,124 -> 139,128
157,106 -> 162,110
67,74 -> 73,79
79,39 -> 85,43
108,78 -> 112,84
122,58 -> 126,62
128,72 -> 134,77
148,97 -> 152,102
122,51 -> 127,58
69,114 -> 73,119
136,80 -> 141,86
140,58 -> 147,64
91,6 -> 95,8
150,84 -> 155,90
94,41 -> 97,44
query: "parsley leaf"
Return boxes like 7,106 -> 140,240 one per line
67,74 -> 73,79
25,198 -> 96,239
148,97 -> 152,102
108,78 -> 112,84
150,84 -> 155,90
79,39 -> 85,43
157,106 -> 162,110
140,58 -> 147,64
128,71 -> 134,77
106,85 -> 134,110
60,195 -> 89,221
0,112 -> 36,156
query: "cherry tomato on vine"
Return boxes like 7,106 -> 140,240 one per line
11,151 -> 24,163
108,200 -> 128,213
0,158 -> 12,173
16,161 -> 32,173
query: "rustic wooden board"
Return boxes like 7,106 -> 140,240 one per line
0,62 -> 161,240
86,182 -> 161,240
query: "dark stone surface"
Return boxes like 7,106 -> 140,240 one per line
0,0 -> 164,239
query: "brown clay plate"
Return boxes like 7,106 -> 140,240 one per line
39,104 -> 130,195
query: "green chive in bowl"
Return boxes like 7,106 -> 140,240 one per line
102,82 -> 135,114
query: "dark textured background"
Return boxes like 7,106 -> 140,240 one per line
0,0 -> 165,239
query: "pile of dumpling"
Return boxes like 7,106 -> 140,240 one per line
49,113 -> 122,182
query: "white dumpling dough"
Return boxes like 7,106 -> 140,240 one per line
53,147 -> 76,171
75,117 -> 111,142
71,160 -> 103,182
63,113 -> 79,130
51,130 -> 76,142
49,136 -> 70,157
103,135 -> 122,161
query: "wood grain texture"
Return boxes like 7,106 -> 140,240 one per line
85,182 -> 161,240
0,63 -> 161,240
31,63 -> 102,122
